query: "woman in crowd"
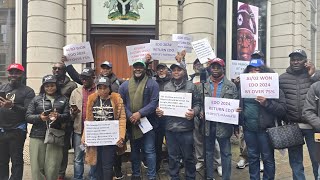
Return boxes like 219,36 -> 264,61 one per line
240,59 -> 286,180
82,77 -> 126,180
26,74 -> 70,180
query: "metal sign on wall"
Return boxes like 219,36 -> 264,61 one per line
91,0 -> 156,25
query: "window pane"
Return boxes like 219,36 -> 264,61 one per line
0,1 -> 15,83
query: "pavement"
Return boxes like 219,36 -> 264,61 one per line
20,130 -> 315,180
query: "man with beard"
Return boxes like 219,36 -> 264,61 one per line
280,49 -> 320,180
154,63 -> 171,171
156,63 -> 200,180
0,63 -> 35,180
69,67 -> 97,180
52,62 -> 77,180
119,60 -> 159,180
237,3 -> 257,61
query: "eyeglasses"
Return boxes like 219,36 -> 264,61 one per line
52,67 -> 64,71
237,35 -> 254,44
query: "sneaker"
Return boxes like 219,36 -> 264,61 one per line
196,162 -> 204,171
115,171 -> 124,179
217,166 -> 222,177
236,159 -> 249,169
141,161 -> 148,169
260,161 -> 264,172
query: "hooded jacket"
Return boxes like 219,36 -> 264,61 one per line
25,94 -> 70,138
279,68 -> 320,123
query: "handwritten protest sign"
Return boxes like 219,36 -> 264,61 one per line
126,43 -> 150,65
159,92 -> 192,118
63,42 -> 94,66
150,40 -> 178,61
191,38 -> 216,64
84,121 -> 119,146
205,97 -> 240,125
240,73 -> 279,99
172,34 -> 193,53
230,60 -> 250,79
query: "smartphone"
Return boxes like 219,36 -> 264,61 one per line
0,92 -> 6,99
43,109 -> 52,116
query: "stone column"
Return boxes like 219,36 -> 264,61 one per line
159,0 -> 178,41
26,0 -> 65,93
182,0 -> 215,71
270,0 -> 309,73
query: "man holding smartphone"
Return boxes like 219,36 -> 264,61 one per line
279,49 -> 320,180
0,63 -> 35,180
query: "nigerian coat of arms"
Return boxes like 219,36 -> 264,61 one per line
103,0 -> 144,21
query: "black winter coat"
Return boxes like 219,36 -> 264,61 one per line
26,94 -> 70,138
279,68 -> 320,123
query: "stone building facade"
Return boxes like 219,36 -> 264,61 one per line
5,0 -> 319,92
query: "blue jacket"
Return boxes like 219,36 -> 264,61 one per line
118,77 -> 160,128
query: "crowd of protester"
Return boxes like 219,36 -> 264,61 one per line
1,48 -> 320,180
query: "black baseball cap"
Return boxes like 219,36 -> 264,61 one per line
96,77 -> 111,87
100,61 -> 112,68
42,75 -> 57,85
170,63 -> 186,71
289,49 -> 307,58
251,50 -> 264,58
156,63 -> 168,70
80,67 -> 95,77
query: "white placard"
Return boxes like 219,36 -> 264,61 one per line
150,40 -> 178,61
159,91 -> 192,118
84,121 -> 119,146
138,117 -> 153,134
230,60 -> 250,79
191,38 -> 216,64
205,97 -> 240,125
126,43 -> 150,65
63,42 -> 94,66
172,34 -> 193,53
240,73 -> 279,99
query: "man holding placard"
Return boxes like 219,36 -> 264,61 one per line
156,63 -> 200,180
119,60 -> 159,180
197,58 -> 238,180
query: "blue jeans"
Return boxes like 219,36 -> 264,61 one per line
244,130 -> 275,180
89,146 -> 116,180
74,133 -> 96,180
166,130 -> 195,180
288,129 -> 319,180
130,130 -> 156,179
205,122 -> 232,180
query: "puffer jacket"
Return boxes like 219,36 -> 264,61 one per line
25,94 -> 70,139
197,77 -> 238,138
279,68 -> 320,123
240,89 -> 287,131
82,92 -> 126,165
163,79 -> 201,132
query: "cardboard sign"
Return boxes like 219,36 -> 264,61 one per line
63,42 -> 94,66
159,91 -> 192,118
205,97 -> 240,125
240,73 -> 279,98
150,40 -> 178,61
230,60 -> 250,79
84,121 -> 119,146
126,43 -> 151,65
172,34 -> 193,53
191,38 -> 216,64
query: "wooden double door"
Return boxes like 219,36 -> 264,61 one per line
93,35 -> 154,80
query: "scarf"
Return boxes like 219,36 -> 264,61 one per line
210,74 -> 224,97
128,75 -> 148,139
